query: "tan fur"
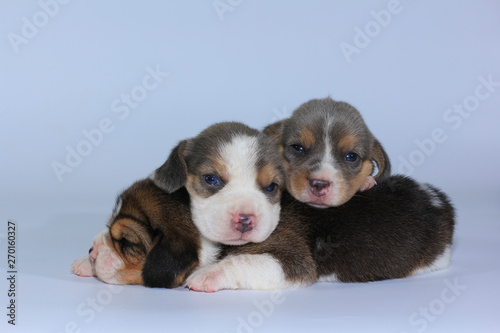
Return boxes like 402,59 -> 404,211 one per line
173,261 -> 201,287
185,156 -> 230,199
73,179 -> 200,288
371,139 -> 389,180
211,154 -> 230,183
337,134 -> 357,152
117,260 -> 145,285
286,167 -> 309,201
299,128 -> 315,149
110,219 -> 152,254
338,160 -> 373,204
257,164 -> 278,188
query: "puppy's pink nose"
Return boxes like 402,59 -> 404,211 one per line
309,179 -> 330,197
89,247 -> 98,261
233,214 -> 255,233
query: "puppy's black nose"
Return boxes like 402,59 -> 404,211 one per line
309,179 -> 330,197
88,247 -> 93,254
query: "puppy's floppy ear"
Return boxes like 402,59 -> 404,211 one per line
263,120 -> 285,146
142,232 -> 198,288
110,219 -> 152,255
371,139 -> 391,181
152,140 -> 189,193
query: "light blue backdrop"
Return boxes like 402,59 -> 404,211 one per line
1,2 -> 500,333
1,0 -> 499,209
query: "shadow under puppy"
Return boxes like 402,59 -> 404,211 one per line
72,123 -> 455,291
264,97 -> 391,207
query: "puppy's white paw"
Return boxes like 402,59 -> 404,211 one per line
359,176 -> 377,192
185,262 -> 236,293
71,254 -> 94,277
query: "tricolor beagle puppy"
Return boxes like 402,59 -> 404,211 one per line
264,97 -> 391,207
72,175 -> 455,291
71,180 -> 198,287
151,122 -> 286,246
72,122 -> 455,291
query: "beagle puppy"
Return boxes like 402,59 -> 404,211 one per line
72,175 -> 455,291
150,121 -> 285,246
71,180 -> 199,288
264,97 -> 391,207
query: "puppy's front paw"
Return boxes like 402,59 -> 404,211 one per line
185,263 -> 236,293
359,176 -> 377,192
71,254 -> 94,277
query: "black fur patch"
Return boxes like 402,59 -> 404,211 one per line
142,232 -> 198,288
223,175 -> 455,284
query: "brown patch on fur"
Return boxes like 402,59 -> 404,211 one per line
337,160 -> 373,205
286,167 -> 309,201
299,128 -> 315,149
172,261 -> 199,287
118,261 -> 145,285
337,134 -> 357,152
212,154 -> 230,182
257,164 -> 277,188
186,154 -> 230,199
185,173 -> 204,198
354,160 -> 374,186
102,179 -> 199,288
333,178 -> 350,205
371,139 -> 390,180
108,220 -> 149,285
110,219 -> 152,252
185,172 -> 216,199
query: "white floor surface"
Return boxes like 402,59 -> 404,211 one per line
1,189 -> 499,333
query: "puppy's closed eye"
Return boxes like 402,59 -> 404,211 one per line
110,219 -> 152,260
118,237 -> 143,254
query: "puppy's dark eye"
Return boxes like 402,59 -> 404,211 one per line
346,152 -> 359,162
204,174 -> 220,186
291,144 -> 305,153
264,182 -> 278,193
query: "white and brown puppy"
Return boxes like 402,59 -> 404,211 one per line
151,122 -> 285,246
71,180 -> 199,287
72,175 -> 455,292
264,97 -> 391,207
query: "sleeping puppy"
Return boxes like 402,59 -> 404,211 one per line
264,97 -> 391,207
71,180 -> 199,288
71,175 -> 455,291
